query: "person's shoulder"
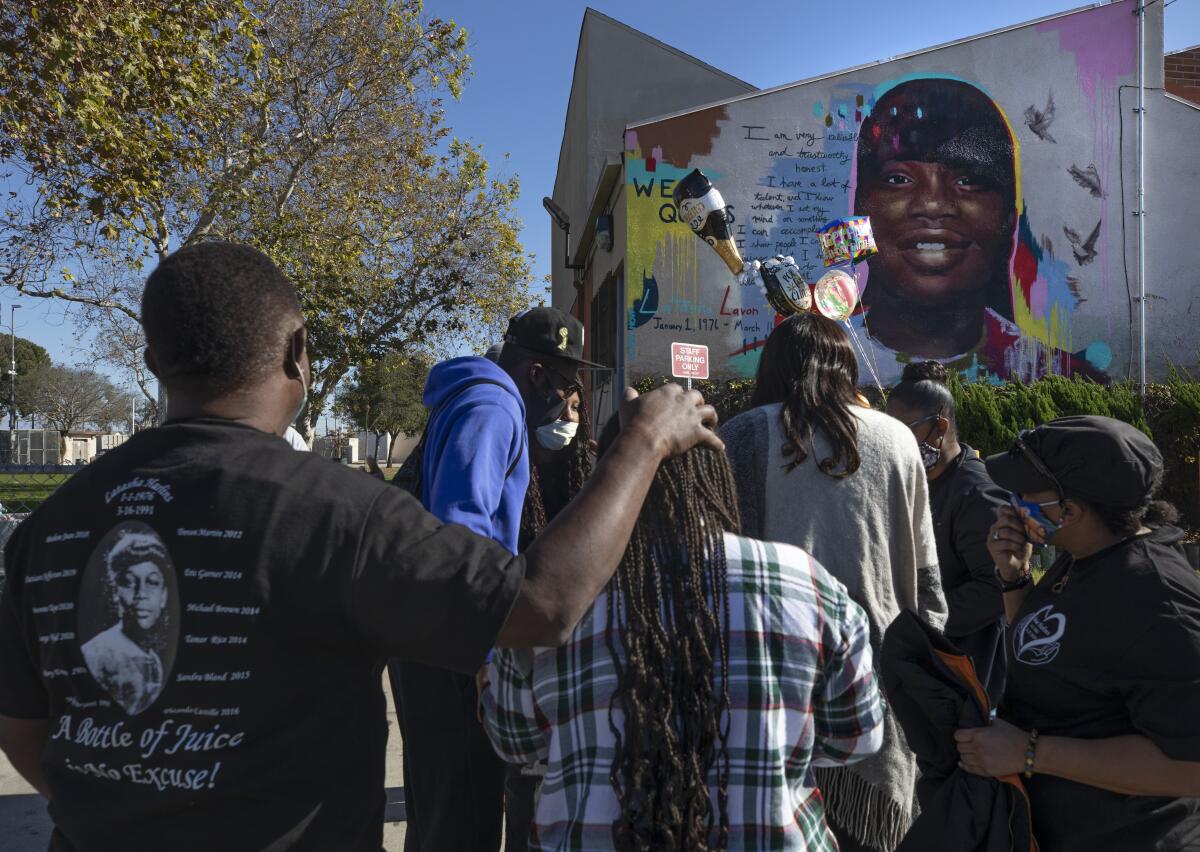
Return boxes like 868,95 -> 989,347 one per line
725,532 -> 849,604
854,406 -> 923,465
854,405 -> 910,438
1114,532 -> 1200,657
718,402 -> 774,442
1133,531 -> 1200,601
954,445 -> 1008,500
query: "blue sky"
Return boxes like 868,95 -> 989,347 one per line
8,0 -> 1200,389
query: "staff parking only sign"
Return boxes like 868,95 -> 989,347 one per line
671,342 -> 709,382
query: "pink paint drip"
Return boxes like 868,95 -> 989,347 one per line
626,130 -> 639,152
1030,274 -> 1049,320
1039,0 -> 1134,343
1037,0 -> 1137,102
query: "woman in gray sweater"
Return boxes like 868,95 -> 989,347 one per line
721,314 -> 947,852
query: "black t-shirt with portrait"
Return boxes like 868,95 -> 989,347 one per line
1001,526 -> 1200,852
0,419 -> 523,852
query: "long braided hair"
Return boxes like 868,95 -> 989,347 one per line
598,416 -> 738,851
520,401 -> 593,544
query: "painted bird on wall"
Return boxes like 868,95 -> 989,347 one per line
1063,221 -> 1102,266
1067,163 -> 1103,198
1025,91 -> 1056,142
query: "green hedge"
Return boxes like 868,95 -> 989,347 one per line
636,372 -> 1200,536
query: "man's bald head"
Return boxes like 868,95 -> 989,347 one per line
141,242 -> 303,396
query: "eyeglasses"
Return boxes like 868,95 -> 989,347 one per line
904,414 -> 940,429
905,413 -> 943,441
1011,429 -> 1066,504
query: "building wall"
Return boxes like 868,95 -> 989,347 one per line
551,11 -> 754,312
1166,45 -> 1200,103
621,0 -> 1191,386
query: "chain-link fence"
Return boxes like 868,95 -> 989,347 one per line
0,464 -> 78,591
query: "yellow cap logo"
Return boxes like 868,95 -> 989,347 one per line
557,327 -> 569,351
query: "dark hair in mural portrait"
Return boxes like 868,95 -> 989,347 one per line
853,77 -> 1018,359
79,522 -> 180,715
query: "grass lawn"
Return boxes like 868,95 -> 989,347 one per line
0,471 -> 75,514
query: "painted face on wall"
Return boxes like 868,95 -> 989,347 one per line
857,159 -> 1012,305
854,78 -> 1018,314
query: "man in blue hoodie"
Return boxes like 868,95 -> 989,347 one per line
393,307 -> 603,852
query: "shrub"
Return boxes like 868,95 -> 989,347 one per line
632,372 -> 1200,536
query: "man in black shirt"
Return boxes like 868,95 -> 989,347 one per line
955,416 -> 1200,852
0,242 -> 722,851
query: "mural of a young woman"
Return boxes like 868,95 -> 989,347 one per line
851,77 -> 1105,384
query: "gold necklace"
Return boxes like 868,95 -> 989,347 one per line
1051,570 -> 1070,594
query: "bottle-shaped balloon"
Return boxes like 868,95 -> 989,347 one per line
759,255 -> 811,317
672,169 -> 744,276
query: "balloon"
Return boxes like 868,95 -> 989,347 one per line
817,217 -> 879,267
814,269 -> 859,321
758,255 -> 811,316
672,169 -> 743,276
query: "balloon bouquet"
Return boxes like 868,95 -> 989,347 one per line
671,168 -> 885,391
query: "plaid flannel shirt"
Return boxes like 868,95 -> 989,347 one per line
482,532 -> 884,851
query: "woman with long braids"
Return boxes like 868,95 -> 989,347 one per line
482,419 -> 884,850
500,387 -> 593,852
720,313 -> 947,852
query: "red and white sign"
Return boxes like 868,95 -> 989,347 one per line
670,342 -> 709,380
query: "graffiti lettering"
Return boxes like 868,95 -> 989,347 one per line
720,286 -> 760,317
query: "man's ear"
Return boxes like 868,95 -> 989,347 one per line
283,326 -> 307,380
144,348 -> 161,380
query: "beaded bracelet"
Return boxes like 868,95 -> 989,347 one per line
1023,728 -> 1040,779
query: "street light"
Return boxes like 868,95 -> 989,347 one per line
8,305 -> 18,464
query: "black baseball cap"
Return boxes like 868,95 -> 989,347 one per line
985,415 -> 1162,509
503,307 -> 606,369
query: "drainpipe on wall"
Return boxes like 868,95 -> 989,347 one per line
1136,1 -> 1148,393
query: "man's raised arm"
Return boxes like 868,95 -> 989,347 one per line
496,384 -> 721,647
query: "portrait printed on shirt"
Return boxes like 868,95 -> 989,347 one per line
77,522 -> 180,715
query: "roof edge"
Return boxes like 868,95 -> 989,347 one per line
1166,43 -> 1200,56
1164,91 -> 1200,110
628,0 -> 1121,130
581,7 -> 756,92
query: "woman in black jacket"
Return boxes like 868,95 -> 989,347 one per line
957,416 -> 1200,852
886,361 -> 1007,701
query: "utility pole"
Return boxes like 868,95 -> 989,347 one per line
9,304 -> 19,464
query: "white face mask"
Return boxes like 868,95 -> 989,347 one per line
535,419 -> 578,452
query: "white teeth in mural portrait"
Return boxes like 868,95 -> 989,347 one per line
915,243 -> 946,251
